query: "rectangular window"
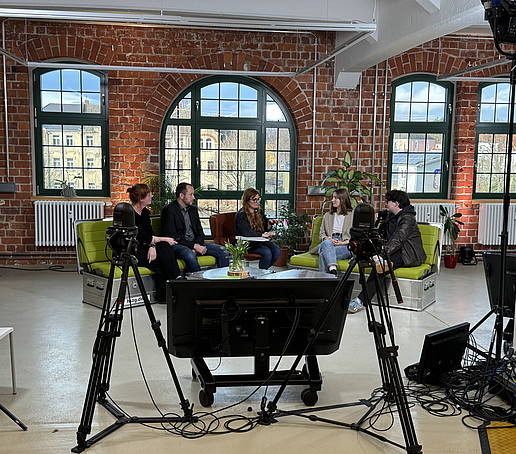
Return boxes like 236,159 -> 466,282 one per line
66,135 -> 74,146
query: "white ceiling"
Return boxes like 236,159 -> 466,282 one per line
0,0 -> 490,87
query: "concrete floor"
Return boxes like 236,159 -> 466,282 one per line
0,262 -> 501,453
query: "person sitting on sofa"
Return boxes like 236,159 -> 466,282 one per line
348,189 -> 426,314
128,183 -> 181,302
234,188 -> 281,269
161,182 -> 229,273
309,188 -> 354,275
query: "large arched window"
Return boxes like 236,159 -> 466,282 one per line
474,81 -> 516,198
33,67 -> 109,196
388,75 -> 454,199
161,76 -> 296,229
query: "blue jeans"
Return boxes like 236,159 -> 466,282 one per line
172,243 -> 229,272
249,241 -> 282,269
318,237 -> 352,272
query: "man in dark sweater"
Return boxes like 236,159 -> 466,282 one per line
161,182 -> 229,272
348,189 -> 426,313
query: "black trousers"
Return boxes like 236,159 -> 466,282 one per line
143,242 -> 181,302
357,251 -> 404,303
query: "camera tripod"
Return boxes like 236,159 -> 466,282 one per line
0,402 -> 27,431
259,242 -> 422,454
72,233 -> 194,453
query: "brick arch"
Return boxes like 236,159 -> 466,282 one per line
142,52 -> 311,133
25,36 -> 115,65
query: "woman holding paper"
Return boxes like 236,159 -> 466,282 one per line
234,188 -> 281,269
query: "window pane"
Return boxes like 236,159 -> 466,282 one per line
393,133 -> 409,152
170,93 -> 191,119
266,150 -> 276,171
201,100 -> 219,117
83,126 -> 101,146
82,93 -> 101,113
423,172 -> 440,192
278,129 -> 290,150
240,101 -> 257,118
41,91 -> 61,112
239,172 -> 255,190
482,84 -> 496,103
239,130 -> 257,149
394,103 -> 409,121
409,154 -> 425,172
266,100 -> 286,121
84,169 -> 102,189
220,100 -> 238,117
480,104 -> 495,122
220,82 -> 238,99
410,103 -> 427,122
495,103 -> 509,123
41,70 -> 61,90
240,85 -> 257,100
429,84 -> 446,102
406,174 -> 423,192
265,171 -> 276,193
412,82 -> 429,102
408,133 -> 425,152
240,151 -> 256,170
266,128 -> 278,149
62,92 -> 81,113
82,72 -> 100,92
277,172 -> 289,193
428,103 -> 445,122
477,153 -> 492,172
425,153 -> 442,172
220,130 -> 237,149
395,83 -> 411,102
496,83 -> 510,103
62,70 -> 81,91
201,84 -> 219,99
476,174 -> 490,193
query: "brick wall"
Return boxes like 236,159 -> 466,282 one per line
0,21 -> 511,264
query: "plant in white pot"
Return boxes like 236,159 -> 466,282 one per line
439,204 -> 464,269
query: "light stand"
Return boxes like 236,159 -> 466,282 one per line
259,234 -> 422,454
71,230 -> 195,453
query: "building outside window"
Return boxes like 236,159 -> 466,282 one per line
388,75 -> 454,198
474,81 -> 516,197
33,67 -> 109,196
161,76 -> 296,229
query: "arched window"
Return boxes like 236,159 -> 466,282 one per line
474,81 -> 516,198
388,75 -> 454,198
161,76 -> 296,229
33,67 -> 109,196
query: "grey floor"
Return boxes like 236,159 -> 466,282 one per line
0,262 -> 500,453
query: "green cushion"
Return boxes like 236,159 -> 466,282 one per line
291,219 -> 441,280
90,261 -> 156,278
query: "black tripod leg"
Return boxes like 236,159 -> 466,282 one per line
0,402 -> 27,431
130,263 -> 193,418
73,257 -> 130,453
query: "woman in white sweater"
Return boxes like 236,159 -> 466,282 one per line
310,188 -> 354,274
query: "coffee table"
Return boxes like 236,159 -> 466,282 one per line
187,266 -> 274,280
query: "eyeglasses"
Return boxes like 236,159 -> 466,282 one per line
249,197 -> 261,202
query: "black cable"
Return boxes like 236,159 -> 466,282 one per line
0,264 -> 75,272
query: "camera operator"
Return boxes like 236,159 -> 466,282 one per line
348,189 -> 426,313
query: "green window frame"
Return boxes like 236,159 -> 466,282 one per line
33,67 -> 110,196
387,74 -> 454,199
474,81 -> 516,198
161,76 -> 296,229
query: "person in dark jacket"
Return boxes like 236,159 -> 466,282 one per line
235,187 -> 281,269
128,183 -> 181,302
348,189 -> 426,313
161,182 -> 229,272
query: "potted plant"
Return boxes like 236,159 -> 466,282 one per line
56,175 -> 81,198
145,173 -> 204,214
271,204 -> 311,266
320,150 -> 381,209
225,237 -> 249,277
439,204 -> 464,269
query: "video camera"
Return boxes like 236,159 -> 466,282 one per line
106,202 -> 138,258
348,203 -> 384,260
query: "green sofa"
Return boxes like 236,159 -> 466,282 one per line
76,217 -> 216,307
289,216 -> 443,311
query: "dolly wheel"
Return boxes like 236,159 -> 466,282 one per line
199,389 -> 214,407
301,388 -> 318,406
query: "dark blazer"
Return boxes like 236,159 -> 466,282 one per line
161,200 -> 205,249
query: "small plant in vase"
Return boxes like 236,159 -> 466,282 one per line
439,204 -> 464,269
225,237 -> 250,277
55,175 -> 81,198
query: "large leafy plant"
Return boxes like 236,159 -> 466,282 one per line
145,173 -> 203,214
439,204 -> 464,255
271,204 -> 311,254
320,151 -> 381,208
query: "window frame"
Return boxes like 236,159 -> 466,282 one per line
33,66 -> 110,197
387,74 -> 454,199
160,75 -> 297,219
473,80 -> 516,199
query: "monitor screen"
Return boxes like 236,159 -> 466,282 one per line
414,322 -> 470,384
483,251 -> 516,317
166,278 -> 354,359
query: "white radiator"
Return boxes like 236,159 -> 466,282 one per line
478,203 -> 516,246
413,202 -> 455,245
34,201 -> 105,246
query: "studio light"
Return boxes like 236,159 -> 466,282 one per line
482,0 -> 516,46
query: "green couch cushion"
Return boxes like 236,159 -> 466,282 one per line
291,218 -> 441,280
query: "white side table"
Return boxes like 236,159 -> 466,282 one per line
0,327 -> 16,394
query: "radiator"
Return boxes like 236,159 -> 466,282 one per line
34,201 -> 105,246
412,202 -> 455,245
478,203 -> 516,246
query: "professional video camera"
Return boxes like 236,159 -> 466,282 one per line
347,203 -> 384,260
482,0 -> 516,45
106,202 -> 138,258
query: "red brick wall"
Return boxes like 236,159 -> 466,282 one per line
0,21 -> 511,264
